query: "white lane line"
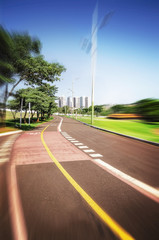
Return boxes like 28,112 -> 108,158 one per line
0,130 -> 22,137
0,157 -> 9,163
61,133 -> 70,137
78,146 -> 89,149
83,149 -> 95,153
7,164 -> 28,240
94,159 -> 159,203
68,138 -> 75,141
90,153 -> 103,158
58,117 -> 159,203
58,117 -> 63,132
70,141 -> 79,143
74,143 -> 83,146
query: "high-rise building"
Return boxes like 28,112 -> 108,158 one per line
58,96 -> 66,108
85,97 -> 90,108
58,95 -> 90,109
67,96 -> 73,108
80,96 -> 85,109
73,97 -> 80,109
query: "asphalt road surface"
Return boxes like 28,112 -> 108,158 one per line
0,116 -> 159,240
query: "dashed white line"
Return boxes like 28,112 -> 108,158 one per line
83,149 -> 95,153
59,118 -> 159,204
90,153 -> 103,158
70,140 -> 79,143
78,146 -> 89,149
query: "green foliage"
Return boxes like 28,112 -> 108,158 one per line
135,98 -> 159,122
6,117 -> 53,131
0,26 -> 15,86
82,108 -> 89,114
110,104 -> 125,113
9,85 -> 58,122
20,56 -> 66,87
94,105 -> 104,113
0,26 -> 66,99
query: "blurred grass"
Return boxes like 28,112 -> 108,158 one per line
71,116 -> 159,143
0,111 -> 53,132
6,111 -> 30,119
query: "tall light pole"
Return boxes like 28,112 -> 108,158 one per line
68,86 -> 74,116
81,4 -> 114,125
91,3 -> 98,125
69,78 -> 79,117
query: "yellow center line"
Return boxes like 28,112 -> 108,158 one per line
41,124 -> 135,240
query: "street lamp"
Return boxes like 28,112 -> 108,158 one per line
68,78 -> 79,117
81,3 -> 114,125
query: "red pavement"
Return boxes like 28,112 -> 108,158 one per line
12,129 -> 91,166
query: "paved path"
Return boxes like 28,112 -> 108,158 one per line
0,116 -> 159,240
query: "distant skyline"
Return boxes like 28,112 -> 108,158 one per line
1,0 -> 159,105
58,96 -> 91,109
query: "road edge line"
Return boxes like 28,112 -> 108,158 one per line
41,123 -> 135,240
59,117 -> 159,203
94,159 -> 159,203
7,163 -> 28,240
0,130 -> 23,137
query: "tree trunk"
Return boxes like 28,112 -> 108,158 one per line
11,110 -> 16,120
23,110 -> 27,124
31,111 -> 35,121
1,83 -> 8,127
37,111 -> 39,122
47,103 -> 52,119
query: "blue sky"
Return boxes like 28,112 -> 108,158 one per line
1,0 -> 159,104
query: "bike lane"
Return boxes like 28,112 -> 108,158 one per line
11,118 -> 127,240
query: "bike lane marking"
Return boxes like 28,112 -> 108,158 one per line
41,124 -> 134,240
60,117 -> 159,204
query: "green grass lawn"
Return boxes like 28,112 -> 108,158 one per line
71,116 -> 159,143
6,111 -> 31,120
0,111 -> 53,132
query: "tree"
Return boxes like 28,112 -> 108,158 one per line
0,26 -> 66,100
0,26 -> 66,126
0,26 -> 15,126
11,85 -> 58,123
0,26 -> 15,86
37,83 -> 58,118
110,104 -> 126,113
94,105 -> 103,113
8,55 -> 65,99
135,98 -> 159,122
7,99 -> 20,120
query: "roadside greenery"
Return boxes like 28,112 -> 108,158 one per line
0,25 -> 66,126
5,116 -> 53,131
72,116 -> 159,143
8,84 -> 58,123
72,98 -> 159,122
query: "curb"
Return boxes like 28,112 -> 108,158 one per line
72,118 -> 159,147
0,130 -> 23,137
